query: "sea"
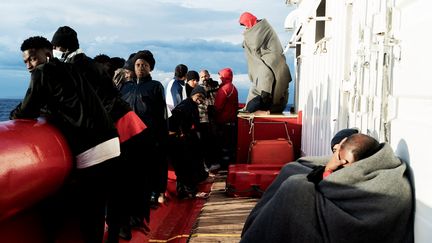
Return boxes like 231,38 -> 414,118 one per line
0,99 -> 21,122
0,97 -> 293,122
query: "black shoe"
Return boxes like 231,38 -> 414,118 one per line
129,216 -> 144,228
129,216 -> 150,234
106,231 -> 119,243
119,225 -> 132,241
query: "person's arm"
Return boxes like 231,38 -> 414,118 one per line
214,85 -> 228,113
155,83 -> 169,139
324,138 -> 348,173
10,71 -> 45,119
307,139 -> 347,184
306,165 -> 326,184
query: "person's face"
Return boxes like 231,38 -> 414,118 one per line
188,79 -> 198,88
22,48 -> 49,73
135,59 -> 151,78
200,71 -> 210,82
191,93 -> 205,105
337,146 -> 356,167
124,69 -> 135,81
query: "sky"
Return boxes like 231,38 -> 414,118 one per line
0,0 -> 296,102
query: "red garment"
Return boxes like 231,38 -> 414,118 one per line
214,68 -> 239,124
239,12 -> 257,28
323,169 -> 333,178
115,111 -> 147,143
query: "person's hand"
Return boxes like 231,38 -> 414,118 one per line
325,138 -> 347,172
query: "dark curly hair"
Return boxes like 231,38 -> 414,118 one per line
20,36 -> 53,52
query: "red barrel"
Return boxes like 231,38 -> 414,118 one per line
0,119 -> 72,222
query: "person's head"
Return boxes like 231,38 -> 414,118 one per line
239,12 -> 258,29
174,64 -> 188,80
218,68 -> 233,84
337,134 -> 380,167
110,57 -> 125,71
93,54 -> 112,77
190,86 -> 206,105
123,54 -> 136,81
330,128 -> 359,152
21,36 -> 53,73
186,70 -> 200,88
133,50 -> 155,79
199,69 -> 211,83
51,26 -> 79,60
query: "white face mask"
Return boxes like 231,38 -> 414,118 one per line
52,49 -> 66,62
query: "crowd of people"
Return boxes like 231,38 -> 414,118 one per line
10,24 -> 240,243
6,9 -> 417,243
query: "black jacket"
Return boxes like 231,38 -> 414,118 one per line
67,53 -> 131,122
168,98 -> 200,135
120,75 -> 168,140
10,58 -> 118,155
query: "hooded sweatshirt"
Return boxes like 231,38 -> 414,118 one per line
214,68 -> 239,124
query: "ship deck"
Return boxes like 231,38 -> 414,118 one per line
188,173 -> 258,243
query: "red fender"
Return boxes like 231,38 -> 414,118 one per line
0,119 -> 72,222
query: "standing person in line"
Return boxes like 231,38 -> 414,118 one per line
113,53 -> 136,90
11,36 -> 121,243
168,86 -> 209,198
214,68 -> 239,170
198,70 -> 219,171
239,12 -> 291,114
185,70 -> 200,97
119,50 -> 169,237
165,64 -> 188,117
51,26 -> 147,243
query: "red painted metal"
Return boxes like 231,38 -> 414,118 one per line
226,164 -> 284,197
0,119 -> 72,242
236,114 -> 302,164
249,138 -> 295,164
0,119 -> 72,222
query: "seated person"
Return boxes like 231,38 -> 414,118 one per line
241,133 -> 414,243
242,128 -> 359,231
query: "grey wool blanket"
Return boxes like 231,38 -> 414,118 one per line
243,19 -> 291,113
241,143 -> 414,243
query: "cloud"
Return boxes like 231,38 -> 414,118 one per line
85,39 -> 247,73
0,0 -> 296,99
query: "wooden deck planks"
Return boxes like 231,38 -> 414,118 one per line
188,174 -> 258,243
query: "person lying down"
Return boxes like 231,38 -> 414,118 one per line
241,133 -> 414,243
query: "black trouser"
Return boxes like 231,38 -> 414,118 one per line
119,131 -> 152,223
215,122 -> 237,169
76,156 -> 120,243
197,122 -> 218,168
168,132 -> 208,190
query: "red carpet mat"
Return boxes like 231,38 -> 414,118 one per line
120,170 -> 213,243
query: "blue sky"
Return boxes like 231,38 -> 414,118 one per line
0,0 -> 295,102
